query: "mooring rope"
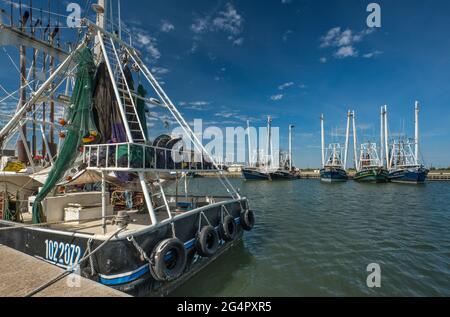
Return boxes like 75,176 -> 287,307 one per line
24,226 -> 126,297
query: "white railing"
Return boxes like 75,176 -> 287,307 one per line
83,143 -> 219,172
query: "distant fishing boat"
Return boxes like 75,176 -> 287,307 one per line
385,103 -> 429,184
320,114 -> 349,183
353,111 -> 388,183
354,143 -> 389,183
243,118 -> 297,181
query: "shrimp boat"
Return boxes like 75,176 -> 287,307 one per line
319,114 -> 349,182
354,143 -> 388,183
243,118 -> 296,181
385,103 -> 429,184
0,0 -> 255,297
353,111 -> 388,183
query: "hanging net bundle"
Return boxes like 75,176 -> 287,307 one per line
32,47 -> 98,224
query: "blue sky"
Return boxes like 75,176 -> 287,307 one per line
1,0 -> 450,168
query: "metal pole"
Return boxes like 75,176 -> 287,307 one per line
415,101 -> 420,165
352,111 -> 358,171
344,111 -> 350,169
267,116 -> 272,170
321,114 -> 325,167
380,106 -> 385,168
139,172 -> 158,226
384,105 -> 390,169
94,0 -> 106,60
101,171 -> 107,234
247,120 -> 252,168
118,0 -> 122,39
289,124 -> 294,171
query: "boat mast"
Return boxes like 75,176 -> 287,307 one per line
289,124 -> 294,171
384,105 -> 390,169
266,116 -> 272,170
344,110 -> 351,169
93,0 -> 106,60
415,101 -> 420,165
380,106 -> 385,168
352,111 -> 358,171
17,0 -> 28,164
321,114 -> 325,168
247,120 -> 252,168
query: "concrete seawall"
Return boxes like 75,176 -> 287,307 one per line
0,245 -> 129,297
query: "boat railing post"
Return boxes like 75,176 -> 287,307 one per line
165,149 -> 167,170
96,146 -> 100,168
127,143 -> 130,169
101,171 -> 107,235
143,144 -> 146,170
115,144 -> 118,169
106,145 -> 109,168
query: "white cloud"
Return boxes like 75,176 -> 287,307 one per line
161,20 -> 175,33
271,94 -> 284,101
334,46 -> 358,58
299,84 -> 308,89
320,27 -> 377,60
191,17 -> 209,34
190,3 -> 245,47
151,67 -> 170,75
363,50 -> 384,58
319,57 -> 328,63
283,30 -> 293,42
232,37 -> 244,46
130,26 -> 161,61
278,82 -> 294,90
213,3 -> 244,35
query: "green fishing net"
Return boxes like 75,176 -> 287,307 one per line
32,47 -> 98,224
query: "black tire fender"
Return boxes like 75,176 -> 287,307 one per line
150,238 -> 187,282
221,215 -> 237,242
240,209 -> 256,231
196,226 -> 220,257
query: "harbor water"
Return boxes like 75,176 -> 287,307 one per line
171,179 -> 450,297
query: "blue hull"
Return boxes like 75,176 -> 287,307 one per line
242,169 -> 271,180
389,167 -> 429,184
320,168 -> 348,183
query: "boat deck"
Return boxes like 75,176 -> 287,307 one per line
19,209 -> 183,237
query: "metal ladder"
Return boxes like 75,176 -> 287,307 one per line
151,174 -> 172,217
99,33 -> 147,144
138,172 -> 172,225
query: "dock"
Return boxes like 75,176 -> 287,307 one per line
0,245 -> 129,297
